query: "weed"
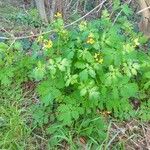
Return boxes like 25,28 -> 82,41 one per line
0,2 -> 150,149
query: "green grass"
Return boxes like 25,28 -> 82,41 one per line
0,85 -> 116,149
0,84 -> 148,149
0,85 -> 30,149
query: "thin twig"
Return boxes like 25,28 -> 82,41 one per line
106,130 -> 120,149
0,0 -> 107,41
1,27 -> 14,38
65,0 -> 106,27
33,133 -> 48,142
7,39 -> 16,50
113,122 -> 141,148
84,0 -> 88,12
137,6 -> 150,14
141,124 -> 150,149
69,0 -> 79,12
66,0 -> 73,8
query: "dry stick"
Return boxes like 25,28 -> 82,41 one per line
137,6 -> 150,14
66,0 -> 73,8
106,130 -> 121,149
112,10 -> 122,26
126,145 -> 135,150
7,39 -> 16,51
1,27 -> 15,38
72,0 -> 80,15
70,0 -> 79,11
141,124 -> 150,149
84,0 -> 88,12
112,123 -> 142,149
64,0 -> 68,7
64,0 -> 68,12
0,0 -> 107,41
65,0 -> 107,27
125,134 -> 136,142
0,16 -> 12,24
97,0 -> 108,13
33,133 -> 48,142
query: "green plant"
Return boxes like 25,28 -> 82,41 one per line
0,3 -> 150,148
29,8 -> 150,145
0,41 -> 36,86
8,9 -> 44,27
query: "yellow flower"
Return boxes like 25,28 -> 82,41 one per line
100,110 -> 112,117
87,38 -> 95,44
98,58 -> 103,64
43,40 -> 53,49
79,21 -> 87,31
87,33 -> 95,44
94,53 -> 98,58
55,12 -> 62,18
94,53 -> 103,64
60,29 -> 68,37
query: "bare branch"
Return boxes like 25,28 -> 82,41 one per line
0,0 -> 107,41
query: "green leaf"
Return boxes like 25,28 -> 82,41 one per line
74,61 -> 86,69
83,51 -> 94,63
72,111 -> 79,120
121,4 -> 133,16
131,68 -> 137,76
0,42 -> 8,51
57,104 -> 72,125
32,62 -> 46,81
47,124 -> 61,134
113,0 -> 120,11
32,67 -> 45,81
104,74 -> 112,86
21,38 -> 31,51
42,93 -> 53,106
112,87 -> 119,100
13,41 -> 23,50
79,69 -> 88,81
67,51 -> 74,59
144,81 -> 150,89
120,83 -> 138,98
88,68 -> 96,78
93,42 -> 100,50
58,58 -> 70,71
0,67 -> 14,86
80,88 -> 87,96
78,107 -> 84,115
144,71 -> 150,78
37,80 -> 61,106
89,87 -> 100,101
1,76 -> 11,86
71,74 -> 78,84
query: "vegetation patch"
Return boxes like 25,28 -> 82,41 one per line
0,1 -> 150,149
